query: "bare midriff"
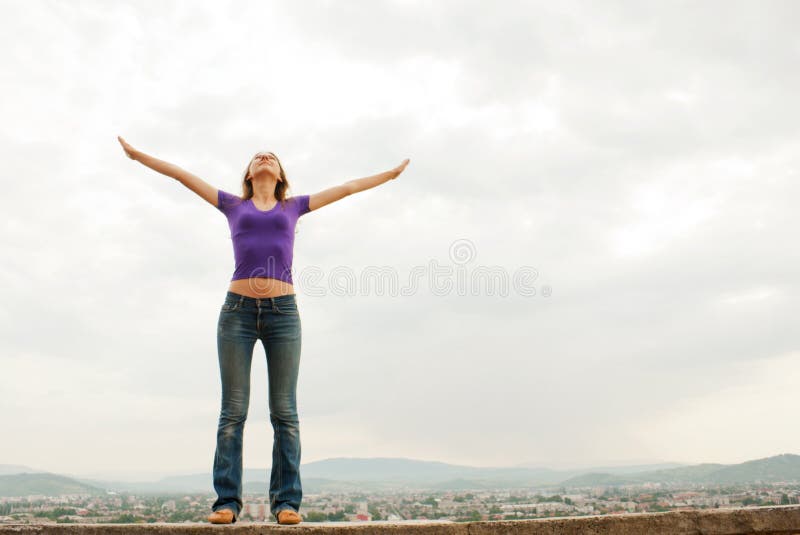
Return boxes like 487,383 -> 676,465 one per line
228,277 -> 295,298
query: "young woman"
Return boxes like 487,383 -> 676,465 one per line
117,136 -> 409,524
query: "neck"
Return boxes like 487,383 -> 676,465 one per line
250,179 -> 279,201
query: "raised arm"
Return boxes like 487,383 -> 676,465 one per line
308,158 -> 410,211
117,136 -> 219,208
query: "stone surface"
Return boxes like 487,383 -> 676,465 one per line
1,505 -> 800,534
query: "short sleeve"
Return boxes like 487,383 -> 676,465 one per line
216,189 -> 243,216
295,194 -> 311,217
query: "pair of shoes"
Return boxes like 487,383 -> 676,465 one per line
277,509 -> 302,525
208,508 -> 236,524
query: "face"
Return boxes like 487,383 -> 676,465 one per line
249,151 -> 280,181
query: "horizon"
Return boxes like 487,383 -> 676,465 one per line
6,452 -> 797,484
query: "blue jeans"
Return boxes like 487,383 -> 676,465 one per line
211,291 -> 303,522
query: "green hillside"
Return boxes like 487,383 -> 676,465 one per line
0,472 -> 105,497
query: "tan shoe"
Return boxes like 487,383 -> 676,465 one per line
277,509 -> 302,524
208,508 -> 236,524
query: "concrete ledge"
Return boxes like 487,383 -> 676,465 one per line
2,505 -> 799,534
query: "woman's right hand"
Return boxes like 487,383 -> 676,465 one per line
117,136 -> 139,160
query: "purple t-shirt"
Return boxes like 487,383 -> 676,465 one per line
216,189 -> 311,284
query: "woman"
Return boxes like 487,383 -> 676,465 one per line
117,136 -> 409,524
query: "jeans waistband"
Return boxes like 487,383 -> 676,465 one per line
225,291 -> 296,307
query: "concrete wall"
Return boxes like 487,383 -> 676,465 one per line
1,504 -> 799,534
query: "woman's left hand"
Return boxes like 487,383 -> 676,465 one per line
390,158 -> 410,179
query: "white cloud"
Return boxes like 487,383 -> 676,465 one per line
630,351 -> 800,464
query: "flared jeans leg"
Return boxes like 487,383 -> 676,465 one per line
262,311 -> 303,519
211,300 -> 256,521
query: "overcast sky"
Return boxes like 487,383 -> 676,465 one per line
1,0 -> 798,481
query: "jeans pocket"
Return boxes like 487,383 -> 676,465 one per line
221,300 -> 241,313
274,301 -> 299,316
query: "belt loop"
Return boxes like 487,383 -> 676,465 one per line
271,296 -> 277,311
238,295 -> 244,308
